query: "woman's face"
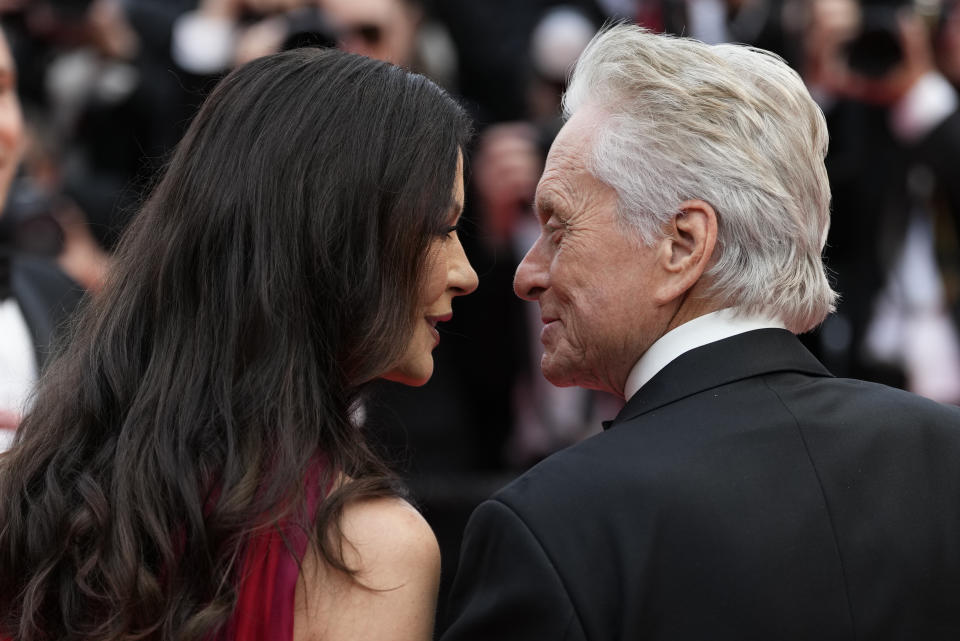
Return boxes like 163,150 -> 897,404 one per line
0,30 -> 24,209
382,152 -> 478,386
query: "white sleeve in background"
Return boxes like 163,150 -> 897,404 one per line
0,429 -> 15,453
890,71 -> 959,143
171,11 -> 237,75
0,299 -> 38,418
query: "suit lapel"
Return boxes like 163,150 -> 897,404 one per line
606,329 -> 832,428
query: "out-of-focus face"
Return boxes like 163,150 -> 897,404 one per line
320,0 -> 420,68
514,107 -> 669,398
382,153 -> 478,386
0,30 -> 24,211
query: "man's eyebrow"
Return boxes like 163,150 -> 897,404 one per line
535,195 -> 555,221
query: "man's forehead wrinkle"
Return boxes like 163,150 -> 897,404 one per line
536,176 -> 576,222
539,146 -> 589,210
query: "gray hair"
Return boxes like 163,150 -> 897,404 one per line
563,24 -> 836,333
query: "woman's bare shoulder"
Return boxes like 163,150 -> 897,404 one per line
293,497 -> 441,641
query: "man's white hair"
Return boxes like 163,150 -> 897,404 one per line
563,24 -> 836,333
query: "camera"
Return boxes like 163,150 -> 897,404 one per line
843,0 -> 942,77
280,7 -> 338,51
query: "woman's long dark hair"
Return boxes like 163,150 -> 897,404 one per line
0,48 -> 470,641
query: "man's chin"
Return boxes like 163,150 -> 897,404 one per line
540,357 -> 579,389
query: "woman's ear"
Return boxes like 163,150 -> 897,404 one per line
653,199 -> 718,304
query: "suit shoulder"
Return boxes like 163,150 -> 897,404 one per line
10,254 -> 85,327
492,428 -> 654,521
11,255 -> 82,298
772,373 -> 960,430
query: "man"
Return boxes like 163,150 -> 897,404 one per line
0,24 -> 82,443
441,24 -> 960,641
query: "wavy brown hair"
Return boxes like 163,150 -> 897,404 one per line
0,48 -> 470,641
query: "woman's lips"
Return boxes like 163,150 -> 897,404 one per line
426,313 -> 452,346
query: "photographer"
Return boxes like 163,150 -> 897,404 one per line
801,0 -> 960,403
0,23 -> 82,443
171,0 -> 450,80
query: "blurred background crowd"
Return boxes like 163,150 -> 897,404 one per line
2,0 -> 960,617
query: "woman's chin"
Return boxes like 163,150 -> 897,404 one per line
379,360 -> 434,387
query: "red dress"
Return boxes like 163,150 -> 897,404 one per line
217,466 -> 325,641
1,467 -> 324,641
1,520 -> 313,641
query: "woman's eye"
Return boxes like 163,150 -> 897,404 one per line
442,225 -> 458,238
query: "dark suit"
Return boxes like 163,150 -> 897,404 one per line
8,255 -> 83,369
442,328 -> 960,641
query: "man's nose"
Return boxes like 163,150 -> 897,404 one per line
514,239 -> 547,301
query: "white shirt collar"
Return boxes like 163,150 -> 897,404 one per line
623,308 -> 786,401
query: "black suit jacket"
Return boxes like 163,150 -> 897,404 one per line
9,255 -> 84,370
441,329 -> 960,641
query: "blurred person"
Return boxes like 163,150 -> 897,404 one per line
466,6 -> 621,467
596,0 -> 791,53
0,47 -> 476,641
442,25 -> 960,640
3,0 -> 202,255
173,0 -> 455,85
319,0 -> 420,67
173,0 -> 335,72
0,24 -> 82,445
799,0 -> 960,402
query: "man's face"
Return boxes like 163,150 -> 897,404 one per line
514,107 -> 670,398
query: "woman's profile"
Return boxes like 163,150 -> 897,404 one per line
0,46 -> 476,641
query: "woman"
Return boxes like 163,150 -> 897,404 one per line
0,46 -> 476,641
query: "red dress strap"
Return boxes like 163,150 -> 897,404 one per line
218,459 -> 326,641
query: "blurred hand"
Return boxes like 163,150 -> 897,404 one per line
473,123 -> 542,247
803,0 -> 861,93
233,15 -> 287,65
199,0 -> 245,19
200,0 -> 313,19
54,202 -> 110,294
88,0 -> 140,60
939,1 -> 960,86
242,0 -> 311,15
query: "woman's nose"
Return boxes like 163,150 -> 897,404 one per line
448,237 -> 478,296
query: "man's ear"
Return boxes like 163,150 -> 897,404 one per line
653,199 -> 718,304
